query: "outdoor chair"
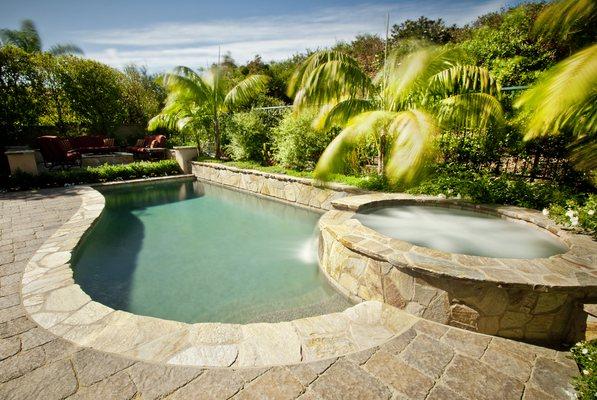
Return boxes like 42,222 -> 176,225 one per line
37,136 -> 81,169
126,135 -> 167,159
69,135 -> 118,154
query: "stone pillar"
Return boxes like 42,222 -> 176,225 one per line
172,146 -> 198,173
5,150 -> 39,175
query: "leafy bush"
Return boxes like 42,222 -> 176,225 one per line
1,160 -> 181,192
225,111 -> 270,163
548,194 -> 597,237
272,110 -> 337,170
406,166 -> 580,210
570,340 -> 597,400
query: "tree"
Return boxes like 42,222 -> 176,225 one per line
148,66 -> 269,157
0,19 -> 83,55
121,65 -> 165,127
515,0 -> 596,170
288,47 -> 503,184
390,17 -> 460,45
458,3 -> 557,86
0,46 -> 44,146
59,57 -> 126,134
333,34 -> 385,77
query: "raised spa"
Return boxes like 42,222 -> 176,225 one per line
355,205 -> 567,258
72,179 -> 351,324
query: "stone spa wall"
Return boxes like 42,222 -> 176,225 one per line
191,162 -> 364,210
318,194 -> 597,345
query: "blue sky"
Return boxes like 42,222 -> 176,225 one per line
1,0 -> 520,72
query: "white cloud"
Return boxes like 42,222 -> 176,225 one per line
79,0 -> 507,72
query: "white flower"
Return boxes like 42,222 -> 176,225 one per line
542,208 -> 549,216
565,209 -> 575,218
582,348 -> 589,354
571,217 -> 579,226
589,210 -> 595,216
438,194 -> 446,199
583,369 -> 589,375
455,193 -> 462,199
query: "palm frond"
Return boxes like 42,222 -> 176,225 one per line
515,44 -> 597,139
224,74 -> 269,109
314,111 -> 397,180
381,46 -> 463,110
568,136 -> 597,171
312,98 -> 375,131
289,51 -> 372,110
534,0 -> 596,41
48,43 -> 83,55
288,51 -> 366,97
428,65 -> 501,97
438,92 -> 504,129
385,109 -> 439,184
19,20 -> 41,52
162,69 -> 214,107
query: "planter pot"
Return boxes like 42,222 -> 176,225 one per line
5,149 -> 39,176
172,146 -> 198,173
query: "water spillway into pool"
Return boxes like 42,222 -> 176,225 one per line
72,179 -> 351,324
355,205 -> 568,259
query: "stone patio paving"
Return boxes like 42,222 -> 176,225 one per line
0,187 -> 581,399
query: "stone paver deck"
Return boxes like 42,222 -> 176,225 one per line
0,186 -> 581,399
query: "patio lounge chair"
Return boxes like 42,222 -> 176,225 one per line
69,135 -> 118,154
126,135 -> 167,159
37,136 -> 81,168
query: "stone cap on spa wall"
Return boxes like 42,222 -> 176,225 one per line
319,193 -> 597,292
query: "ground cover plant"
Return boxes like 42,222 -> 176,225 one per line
1,160 -> 182,192
570,340 -> 597,399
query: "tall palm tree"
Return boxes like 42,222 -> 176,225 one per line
288,47 -> 503,183
515,0 -> 596,170
0,19 -> 83,55
148,66 -> 269,158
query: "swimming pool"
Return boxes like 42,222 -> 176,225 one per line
72,179 -> 351,324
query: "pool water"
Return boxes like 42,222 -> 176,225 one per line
72,179 -> 351,324
356,205 -> 568,259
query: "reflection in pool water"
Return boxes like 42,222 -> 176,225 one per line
355,205 -> 568,259
72,179 -> 351,324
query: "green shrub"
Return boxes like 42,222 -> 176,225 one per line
549,194 -> 597,237
225,111 -> 270,163
272,109 -> 337,170
570,341 -> 597,400
2,160 -> 181,192
406,166 -> 579,209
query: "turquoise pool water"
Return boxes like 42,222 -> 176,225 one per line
72,179 -> 351,324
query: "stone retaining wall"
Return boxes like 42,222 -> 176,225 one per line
191,162 -> 365,210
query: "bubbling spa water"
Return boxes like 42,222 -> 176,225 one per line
355,205 -> 568,259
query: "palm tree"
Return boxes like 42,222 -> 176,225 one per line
288,47 -> 503,184
515,0 -> 596,170
148,66 -> 269,158
0,19 -> 83,55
